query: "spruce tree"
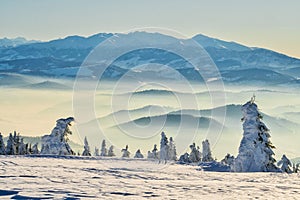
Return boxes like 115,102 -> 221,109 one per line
134,149 -> 144,158
6,133 -> 16,155
94,147 -> 99,156
121,145 -> 130,158
233,97 -> 279,172
18,138 -> 26,155
41,117 -> 75,155
100,139 -> 107,156
159,132 -> 169,163
32,143 -> 40,154
147,144 -> 158,159
107,145 -> 115,157
277,155 -> 293,173
168,137 -> 177,161
82,137 -> 91,156
13,131 -> 20,155
28,143 -> 33,154
0,133 -> 5,155
189,143 -> 201,162
202,139 -> 214,162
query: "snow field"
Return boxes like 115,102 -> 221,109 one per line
0,156 -> 300,199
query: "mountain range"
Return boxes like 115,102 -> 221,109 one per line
0,32 -> 300,85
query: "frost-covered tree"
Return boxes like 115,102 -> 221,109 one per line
28,143 -> 33,154
0,133 -> 5,155
32,143 -> 39,154
41,117 -> 75,155
6,133 -> 16,155
147,144 -> 159,159
159,132 -> 169,163
233,98 -> 279,172
107,145 -> 115,157
13,131 -> 20,154
178,152 -> 190,164
277,155 -> 293,173
189,143 -> 201,163
221,153 -> 235,166
168,137 -> 177,161
121,145 -> 130,158
18,138 -> 26,155
100,139 -> 107,156
134,149 -> 144,158
293,163 -> 300,173
202,139 -> 214,162
94,147 -> 99,156
82,137 -> 91,156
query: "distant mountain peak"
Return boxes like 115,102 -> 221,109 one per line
0,37 -> 39,47
192,34 -> 251,52
0,31 -> 300,86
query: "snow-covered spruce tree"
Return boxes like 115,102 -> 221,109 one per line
233,98 -> 279,172
121,145 -> 130,158
293,163 -> 300,173
94,147 -> 99,156
32,143 -> 39,154
41,117 -> 75,155
0,133 -> 5,155
168,137 -> 177,161
6,133 -> 16,155
100,139 -> 107,156
202,139 -> 214,162
13,131 -> 20,154
82,137 -> 91,156
159,132 -> 169,163
134,149 -> 144,158
28,143 -> 33,154
18,138 -> 26,155
107,145 -> 115,157
277,155 -> 293,173
178,152 -> 190,164
147,144 -> 159,159
189,143 -> 201,163
221,153 -> 235,166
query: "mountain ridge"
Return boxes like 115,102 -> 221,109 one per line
1,32 -> 300,85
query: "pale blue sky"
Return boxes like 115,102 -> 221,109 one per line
1,0 -> 299,58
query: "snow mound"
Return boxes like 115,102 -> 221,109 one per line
199,161 -> 231,172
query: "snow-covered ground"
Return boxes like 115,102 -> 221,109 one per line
0,156 -> 300,199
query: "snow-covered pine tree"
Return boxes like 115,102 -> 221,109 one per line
147,144 -> 159,159
134,149 -> 144,158
107,145 -> 115,157
233,97 -> 279,172
18,138 -> 26,155
121,145 -> 130,158
0,133 -> 5,155
159,132 -> 169,163
202,139 -> 214,162
82,137 -> 91,156
6,133 -> 16,155
28,143 -> 33,154
221,153 -> 235,166
277,155 -> 293,173
13,131 -> 20,155
94,147 -> 99,156
293,163 -> 300,173
178,152 -> 190,164
189,143 -> 201,163
41,117 -> 75,155
32,143 -> 39,154
100,139 -> 107,156
168,137 -> 177,161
